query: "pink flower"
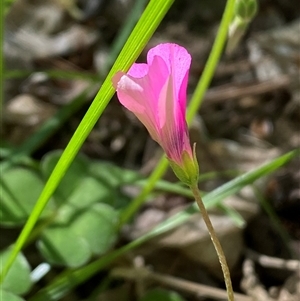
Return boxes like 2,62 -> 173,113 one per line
112,43 -> 198,185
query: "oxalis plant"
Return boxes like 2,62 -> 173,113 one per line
1,0 -> 298,300
113,42 -> 235,299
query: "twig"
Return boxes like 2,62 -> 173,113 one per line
111,267 -> 252,301
204,75 -> 290,104
246,249 -> 300,272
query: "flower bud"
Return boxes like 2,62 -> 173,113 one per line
226,0 -> 258,54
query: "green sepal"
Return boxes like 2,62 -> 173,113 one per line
167,144 -> 199,186
168,159 -> 191,186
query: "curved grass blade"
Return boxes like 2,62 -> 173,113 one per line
0,0 -> 175,283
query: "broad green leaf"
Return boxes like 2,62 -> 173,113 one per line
0,168 -> 53,226
41,151 -> 90,203
0,249 -> 31,295
37,227 -> 91,268
89,161 -> 140,208
70,203 -> 119,255
41,151 -> 131,208
89,161 -> 140,187
0,290 -> 25,301
67,176 -> 112,209
140,289 -> 186,301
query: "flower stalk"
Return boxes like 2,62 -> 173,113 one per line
189,182 -> 235,301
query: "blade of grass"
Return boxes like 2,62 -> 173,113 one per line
102,0 -> 149,75
218,203 -> 245,227
136,178 -> 245,227
199,149 -> 299,209
29,149 -> 299,301
119,0 -> 236,225
135,169 -> 240,198
0,0 -> 175,283
0,0 -> 4,112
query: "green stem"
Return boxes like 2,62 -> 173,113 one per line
186,0 -> 236,123
189,183 -> 234,301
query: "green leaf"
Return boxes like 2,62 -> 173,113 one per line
0,168 -> 53,226
67,176 -> 112,208
42,151 -> 132,208
88,161 -> 140,208
37,227 -> 91,267
89,161 -> 140,187
70,203 -> 119,255
18,152 -> 123,267
140,289 -> 186,301
37,200 -> 119,266
0,248 -> 32,295
41,151 -> 90,203
0,290 -> 25,301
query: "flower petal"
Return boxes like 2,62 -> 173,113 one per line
128,63 -> 148,78
147,43 -> 191,108
114,74 -> 159,141
113,55 -> 170,142
158,74 -> 180,160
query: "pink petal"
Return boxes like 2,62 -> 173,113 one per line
158,74 -> 180,160
128,63 -> 148,78
147,43 -> 191,109
113,55 -> 170,142
114,75 -> 158,141
157,72 -> 191,163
